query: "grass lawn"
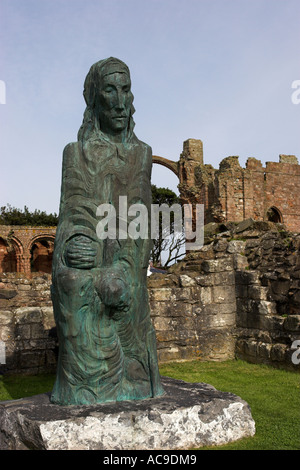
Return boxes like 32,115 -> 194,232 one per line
0,359 -> 299,450
159,360 -> 300,450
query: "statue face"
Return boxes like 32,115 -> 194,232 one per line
98,72 -> 133,135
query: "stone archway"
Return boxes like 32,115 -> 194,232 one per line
29,236 -> 55,274
152,139 -> 204,202
0,237 -> 16,272
266,206 -> 283,224
152,155 -> 179,179
0,237 -> 23,273
0,236 -> 23,273
152,140 -> 205,256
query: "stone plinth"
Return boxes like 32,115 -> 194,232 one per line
0,377 -> 255,450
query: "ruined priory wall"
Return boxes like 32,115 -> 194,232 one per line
264,161 -> 300,232
0,261 -> 237,374
0,273 -> 57,374
149,255 -> 236,364
0,226 -> 56,274
0,227 -> 299,374
192,154 -> 300,232
234,227 -> 300,369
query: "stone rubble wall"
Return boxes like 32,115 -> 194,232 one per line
233,223 -> 300,369
148,255 -> 236,364
0,222 -> 299,374
0,273 -> 57,374
186,150 -> 300,232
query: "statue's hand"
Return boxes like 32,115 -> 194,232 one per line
96,268 -> 131,310
65,235 -> 98,269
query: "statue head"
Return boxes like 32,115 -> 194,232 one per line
78,57 -> 135,144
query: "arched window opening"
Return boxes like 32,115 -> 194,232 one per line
0,237 -> 17,272
151,163 -> 185,267
267,207 -> 283,224
30,238 -> 54,273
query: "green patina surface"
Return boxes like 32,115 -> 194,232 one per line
51,57 -> 164,405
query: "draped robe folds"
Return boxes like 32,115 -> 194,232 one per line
50,134 -> 164,405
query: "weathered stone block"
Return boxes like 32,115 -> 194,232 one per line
0,377 -> 255,450
201,302 -> 236,316
199,286 -> 212,304
214,271 -> 235,286
227,240 -> 246,254
0,324 -> 13,342
0,289 -> 17,300
244,340 -> 258,357
19,351 -> 45,368
15,307 -> 42,324
234,254 -> 249,270
213,239 -> 229,252
150,302 -> 192,318
245,311 -> 261,329
202,257 -> 233,273
235,310 -> 248,328
178,275 -> 196,287
156,346 -> 181,363
147,275 -> 178,288
0,311 -> 13,325
184,262 -> 203,272
211,285 -> 236,304
148,288 -> 173,302
235,270 -> 260,285
198,314 -> 235,329
257,342 -> 272,360
256,300 -> 277,316
31,323 -> 48,339
248,285 -> 268,301
283,315 -> 300,332
196,328 -> 236,361
235,284 -> 248,299
41,307 -> 55,330
235,218 -> 255,233
16,323 -> 31,340
260,315 -> 284,331
175,287 -> 192,301
194,273 -> 214,286
18,284 -> 32,291
271,280 -> 290,297
270,344 -> 287,363
45,350 -> 57,366
235,338 -> 246,356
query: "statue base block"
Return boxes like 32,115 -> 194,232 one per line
0,377 -> 255,450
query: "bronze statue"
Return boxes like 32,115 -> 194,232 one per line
51,57 -> 164,405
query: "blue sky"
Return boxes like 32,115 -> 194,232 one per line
1,0 -> 299,214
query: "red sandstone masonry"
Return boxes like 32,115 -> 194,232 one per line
184,147 -> 300,231
0,226 -> 56,274
176,140 -> 299,231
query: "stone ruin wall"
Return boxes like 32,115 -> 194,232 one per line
0,140 -> 299,374
1,221 -> 299,375
214,155 -> 300,232
0,273 -> 56,374
0,226 -> 56,275
178,140 -> 300,233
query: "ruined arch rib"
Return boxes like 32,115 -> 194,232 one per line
152,155 -> 179,178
